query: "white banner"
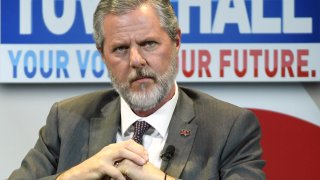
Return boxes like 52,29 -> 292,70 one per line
1,43 -> 319,83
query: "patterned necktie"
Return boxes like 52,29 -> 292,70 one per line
132,121 -> 151,145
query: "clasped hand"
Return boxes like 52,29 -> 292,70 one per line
57,139 -> 168,180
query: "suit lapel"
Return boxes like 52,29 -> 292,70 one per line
88,97 -> 121,157
161,88 -> 198,177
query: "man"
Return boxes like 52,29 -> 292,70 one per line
10,0 -> 265,179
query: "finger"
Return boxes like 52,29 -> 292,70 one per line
116,159 -> 137,178
102,165 -> 126,180
115,145 -> 148,165
124,140 -> 149,160
118,161 -> 165,180
109,140 -> 148,164
100,140 -> 148,167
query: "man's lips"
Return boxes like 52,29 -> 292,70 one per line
130,76 -> 154,83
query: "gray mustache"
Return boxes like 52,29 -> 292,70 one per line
128,68 -> 157,83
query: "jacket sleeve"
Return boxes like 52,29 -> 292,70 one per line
9,103 -> 61,179
219,110 -> 266,180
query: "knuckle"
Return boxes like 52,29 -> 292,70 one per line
117,148 -> 125,157
123,140 -> 132,148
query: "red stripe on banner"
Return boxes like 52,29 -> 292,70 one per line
250,108 -> 320,180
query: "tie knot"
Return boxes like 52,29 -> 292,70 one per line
132,121 -> 151,144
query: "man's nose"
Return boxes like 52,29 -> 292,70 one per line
129,47 -> 146,68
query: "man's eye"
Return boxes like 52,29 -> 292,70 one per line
113,46 -> 128,53
142,41 -> 157,48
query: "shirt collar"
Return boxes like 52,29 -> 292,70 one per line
120,82 -> 179,138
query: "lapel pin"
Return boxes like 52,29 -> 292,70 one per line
180,129 -> 190,137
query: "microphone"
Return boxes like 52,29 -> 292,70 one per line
161,145 -> 175,161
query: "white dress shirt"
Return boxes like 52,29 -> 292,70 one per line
116,83 -> 179,168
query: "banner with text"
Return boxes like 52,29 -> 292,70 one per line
1,0 -> 320,83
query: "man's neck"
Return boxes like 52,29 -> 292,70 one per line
133,85 -> 176,117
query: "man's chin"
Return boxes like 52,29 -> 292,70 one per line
128,88 -> 154,98
131,103 -> 157,112
126,93 -> 158,111
130,82 -> 156,93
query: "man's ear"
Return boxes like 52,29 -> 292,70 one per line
96,45 -> 107,63
175,28 -> 181,50
96,45 -> 103,55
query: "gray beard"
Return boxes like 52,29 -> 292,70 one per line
107,54 -> 178,112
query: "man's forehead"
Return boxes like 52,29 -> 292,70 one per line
103,6 -> 162,37
106,5 -> 157,21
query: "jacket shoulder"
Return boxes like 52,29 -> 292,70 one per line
179,86 -> 244,113
179,86 -> 256,127
56,89 -> 119,117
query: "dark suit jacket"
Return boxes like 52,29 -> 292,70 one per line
9,87 -> 265,179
